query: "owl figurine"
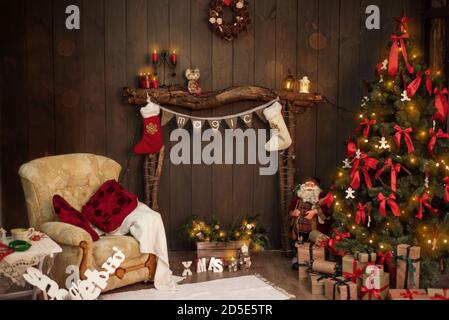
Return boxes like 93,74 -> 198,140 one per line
185,68 -> 202,96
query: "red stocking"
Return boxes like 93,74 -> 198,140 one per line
134,101 -> 163,154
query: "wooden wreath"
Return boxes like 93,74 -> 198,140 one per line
208,0 -> 251,41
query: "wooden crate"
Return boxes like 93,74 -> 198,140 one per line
196,241 -> 247,260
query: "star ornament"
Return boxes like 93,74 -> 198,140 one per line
345,188 -> 356,200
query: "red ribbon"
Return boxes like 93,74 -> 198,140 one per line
400,289 -> 426,300
223,0 -> 233,6
346,140 -> 357,158
321,192 -> 335,208
433,87 -> 449,123
376,251 -> 396,280
389,34 -> 414,76
428,128 -> 449,157
327,230 -> 351,257
431,289 -> 449,300
357,118 -> 376,138
416,193 -> 438,220
351,153 -> 379,190
343,259 -> 363,284
375,158 -> 401,192
356,203 -> 369,225
444,177 -> 449,204
394,125 -> 415,154
377,193 -> 401,217
425,69 -> 433,96
361,285 -> 389,300
407,71 -> 422,98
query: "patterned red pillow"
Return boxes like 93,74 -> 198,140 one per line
81,180 -> 138,233
52,195 -> 100,241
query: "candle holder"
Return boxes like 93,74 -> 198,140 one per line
152,50 -> 178,87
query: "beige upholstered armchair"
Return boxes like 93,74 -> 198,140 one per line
18,154 -> 156,292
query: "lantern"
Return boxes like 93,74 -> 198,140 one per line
283,72 -> 295,92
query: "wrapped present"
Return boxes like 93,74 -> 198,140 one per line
428,288 -> 449,300
312,260 -> 340,275
389,289 -> 429,300
309,230 -> 330,247
342,255 -> 365,286
396,244 -> 420,289
297,242 -> 325,268
298,266 -> 308,280
376,251 -> 396,287
355,251 -> 377,264
324,277 -> 358,300
310,274 -> 325,295
361,265 -> 389,300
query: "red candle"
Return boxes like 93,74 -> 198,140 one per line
152,50 -> 159,64
152,76 -> 159,89
170,50 -> 177,65
139,73 -> 151,89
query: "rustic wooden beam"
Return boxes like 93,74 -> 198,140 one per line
123,86 -> 323,110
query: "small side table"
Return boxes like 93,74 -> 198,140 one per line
0,236 -> 62,300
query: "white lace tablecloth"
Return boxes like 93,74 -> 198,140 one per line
0,237 -> 62,290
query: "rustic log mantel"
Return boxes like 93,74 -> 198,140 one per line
123,86 -> 323,110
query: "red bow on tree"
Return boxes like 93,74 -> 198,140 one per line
327,229 -> 351,257
416,193 -> 438,220
223,0 -> 233,6
444,177 -> 449,204
376,251 -> 396,279
377,193 -> 401,217
394,125 -> 415,154
425,69 -> 433,96
356,203 -> 369,225
394,13 -> 411,33
406,71 -> 422,98
428,128 -> 449,157
346,140 -> 357,158
375,158 -> 401,192
389,34 -> 414,77
357,118 -> 376,138
351,155 -> 379,190
320,192 -> 335,208
433,87 -> 449,124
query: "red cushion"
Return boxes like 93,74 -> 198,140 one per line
52,195 -> 100,241
81,180 -> 138,233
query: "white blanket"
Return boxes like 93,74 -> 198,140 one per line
109,202 -> 178,291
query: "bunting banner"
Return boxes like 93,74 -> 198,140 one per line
158,98 -> 279,131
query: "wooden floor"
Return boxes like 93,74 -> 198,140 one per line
106,250 -> 326,300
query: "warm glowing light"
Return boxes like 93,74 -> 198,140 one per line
427,240 -> 432,244
365,139 -> 369,143
437,163 -> 440,167
380,245 -> 385,249
359,114 -> 364,119
444,240 -> 448,244
436,70 -> 442,76
336,202 -> 340,206
338,172 -> 344,177
371,113 -> 376,117
347,214 -> 352,218
369,240 -> 373,244
352,225 -> 356,230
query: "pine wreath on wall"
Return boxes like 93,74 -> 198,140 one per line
208,0 -> 251,41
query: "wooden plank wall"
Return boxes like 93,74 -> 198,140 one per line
0,0 -> 422,250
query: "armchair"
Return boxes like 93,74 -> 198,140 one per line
18,154 -> 156,292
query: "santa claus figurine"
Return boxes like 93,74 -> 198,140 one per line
288,177 -> 332,270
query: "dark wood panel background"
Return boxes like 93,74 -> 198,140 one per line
0,0 -> 423,250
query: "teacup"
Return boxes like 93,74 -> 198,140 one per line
11,228 -> 35,241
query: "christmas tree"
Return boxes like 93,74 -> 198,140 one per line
330,14 -> 449,287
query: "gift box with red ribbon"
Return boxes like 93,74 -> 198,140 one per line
428,288 -> 449,300
342,253 -> 377,291
361,265 -> 390,300
389,289 -> 429,300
